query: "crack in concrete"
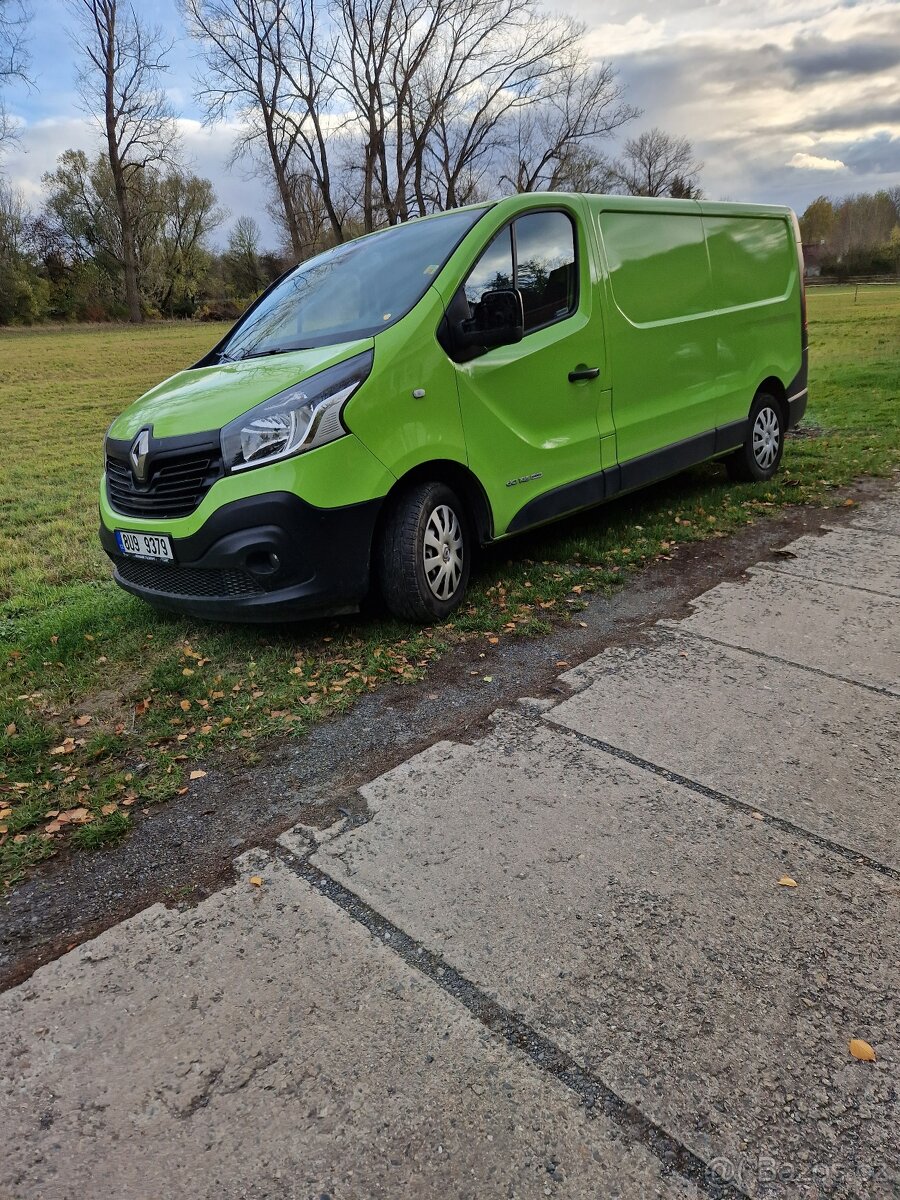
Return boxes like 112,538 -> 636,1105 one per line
539,717 -> 900,883
752,563 -> 900,601
669,629 -> 900,700
272,844 -> 751,1200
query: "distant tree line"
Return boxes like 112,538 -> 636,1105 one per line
0,0 -> 711,325
800,189 -> 900,278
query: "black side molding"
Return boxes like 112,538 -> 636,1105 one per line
506,421 -> 748,535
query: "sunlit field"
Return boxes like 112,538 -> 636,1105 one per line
1,284 -> 898,886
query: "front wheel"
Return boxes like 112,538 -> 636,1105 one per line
377,482 -> 471,622
726,392 -> 785,482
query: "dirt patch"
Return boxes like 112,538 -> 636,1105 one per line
0,477 -> 890,991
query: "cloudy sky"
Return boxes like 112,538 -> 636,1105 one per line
2,0 -> 898,247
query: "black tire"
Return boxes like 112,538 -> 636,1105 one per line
378,482 -> 471,622
726,391 -> 786,482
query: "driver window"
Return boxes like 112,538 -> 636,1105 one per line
513,211 -> 577,332
464,227 -> 514,308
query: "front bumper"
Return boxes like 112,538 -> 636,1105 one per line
101,491 -> 382,622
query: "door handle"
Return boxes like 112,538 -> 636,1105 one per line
568,366 -> 600,383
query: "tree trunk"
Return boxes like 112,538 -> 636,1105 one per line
101,1 -> 142,322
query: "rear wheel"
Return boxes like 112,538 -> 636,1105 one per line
378,482 -> 471,622
726,392 -> 785,482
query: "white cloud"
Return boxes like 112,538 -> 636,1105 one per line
788,151 -> 847,170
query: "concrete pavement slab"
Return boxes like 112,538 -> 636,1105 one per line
761,526 -> 900,597
553,633 -> 900,869
313,714 -> 899,1199
0,852 -> 695,1200
841,492 -> 900,538
663,570 -> 900,694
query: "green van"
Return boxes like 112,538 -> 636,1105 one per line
100,193 -> 807,622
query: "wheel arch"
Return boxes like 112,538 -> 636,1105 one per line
755,376 -> 788,425
379,460 -> 494,546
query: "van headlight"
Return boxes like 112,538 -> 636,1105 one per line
221,350 -> 373,473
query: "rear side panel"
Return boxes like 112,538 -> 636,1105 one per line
590,201 -> 719,466
699,205 -> 803,427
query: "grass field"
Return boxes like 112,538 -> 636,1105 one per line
1,285 -> 899,886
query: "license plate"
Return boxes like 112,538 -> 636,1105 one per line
116,530 -> 174,561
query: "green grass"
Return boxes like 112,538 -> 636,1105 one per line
2,288 -> 899,886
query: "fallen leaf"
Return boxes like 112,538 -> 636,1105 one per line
189,769 -> 207,780
482,675 -> 493,683
4,722 -> 16,736
777,875 -> 798,888
249,875 -> 263,887
182,667 -> 195,677
100,803 -> 118,816
176,787 -> 189,796
848,1038 -> 876,1062
751,811 -> 764,820
49,738 -> 77,756
180,700 -> 192,712
74,714 -> 92,727
44,821 -> 62,834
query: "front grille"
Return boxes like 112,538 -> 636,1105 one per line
106,450 -> 222,519
115,557 -> 264,599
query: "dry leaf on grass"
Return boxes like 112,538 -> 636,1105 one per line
848,1038 -> 876,1062
4,722 -> 16,736
74,714 -> 92,727
100,803 -> 118,816
49,738 -> 77,756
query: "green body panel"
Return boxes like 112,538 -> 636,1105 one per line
585,196 -> 801,467
590,201 -> 718,463
108,339 -> 373,440
342,288 -> 468,479
100,432 -> 395,536
698,206 -> 802,426
100,191 -> 803,558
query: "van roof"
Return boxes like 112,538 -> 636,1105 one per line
486,192 -> 794,220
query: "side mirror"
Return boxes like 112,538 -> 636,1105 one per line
455,288 -> 525,353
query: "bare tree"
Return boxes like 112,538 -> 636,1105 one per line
503,61 -> 636,193
614,128 -> 702,198
68,0 -> 176,321
419,3 -> 612,211
187,0 -> 640,251
0,0 -> 30,155
184,0 -> 347,257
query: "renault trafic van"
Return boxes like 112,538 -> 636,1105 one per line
100,193 -> 807,622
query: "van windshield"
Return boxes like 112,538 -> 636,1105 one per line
217,207 -> 489,359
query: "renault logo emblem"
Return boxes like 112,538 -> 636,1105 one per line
129,430 -> 150,484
